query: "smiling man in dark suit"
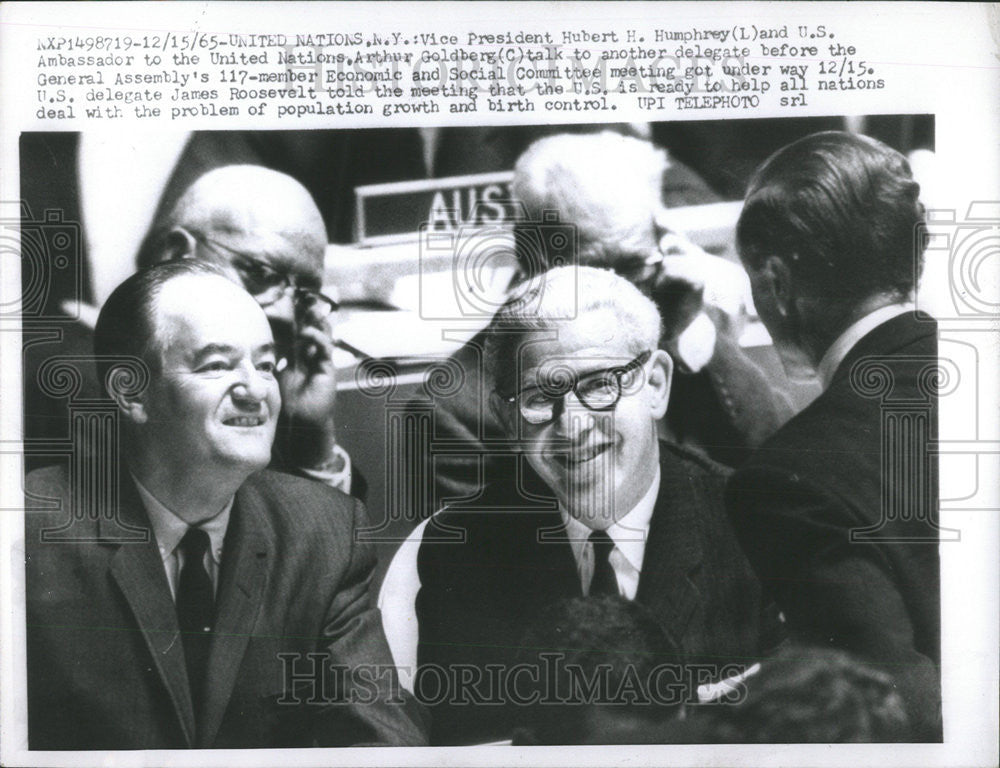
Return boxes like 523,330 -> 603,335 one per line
727,131 -> 942,740
414,266 -> 782,745
24,260 -> 426,749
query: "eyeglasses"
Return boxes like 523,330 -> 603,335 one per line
193,235 -> 339,319
501,351 -> 652,425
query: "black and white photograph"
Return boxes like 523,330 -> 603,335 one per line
1,3 -> 998,767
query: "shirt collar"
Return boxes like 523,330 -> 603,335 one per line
131,474 -> 233,565
816,302 -> 914,390
561,466 -> 660,574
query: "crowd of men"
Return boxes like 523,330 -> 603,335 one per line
22,128 -> 941,749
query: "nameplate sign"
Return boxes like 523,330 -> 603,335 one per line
354,171 -> 518,246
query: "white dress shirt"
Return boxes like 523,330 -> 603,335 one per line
132,475 -> 232,600
816,302 -> 915,390
298,442 -> 354,495
561,468 -> 661,600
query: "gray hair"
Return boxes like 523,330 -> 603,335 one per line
486,265 -> 662,394
512,132 -> 668,267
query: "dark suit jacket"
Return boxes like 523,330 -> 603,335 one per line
415,442 -> 783,745
25,464 -> 426,749
726,312 -> 941,741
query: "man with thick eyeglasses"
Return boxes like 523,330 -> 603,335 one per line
143,165 -> 362,497
500,350 -> 652,426
413,266 -> 783,745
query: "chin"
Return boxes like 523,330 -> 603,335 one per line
217,442 -> 273,471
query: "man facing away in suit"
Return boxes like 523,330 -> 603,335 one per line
25,260 -> 426,749
726,131 -> 942,740
415,266 -> 782,745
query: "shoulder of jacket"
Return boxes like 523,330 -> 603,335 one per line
660,440 -> 732,478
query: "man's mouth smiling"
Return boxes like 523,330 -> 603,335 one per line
553,441 -> 614,468
223,415 -> 267,427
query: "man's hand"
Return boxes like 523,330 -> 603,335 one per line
646,230 -> 752,373
647,233 -> 706,340
276,320 -> 339,470
656,231 -> 750,335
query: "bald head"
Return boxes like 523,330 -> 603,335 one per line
162,165 -> 327,272
142,165 -> 330,356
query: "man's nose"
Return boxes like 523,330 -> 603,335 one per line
232,362 -> 270,404
551,391 -> 595,437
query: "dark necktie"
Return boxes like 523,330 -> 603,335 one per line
177,527 -> 214,714
588,529 -> 619,597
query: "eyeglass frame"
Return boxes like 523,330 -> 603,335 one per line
498,350 -> 654,426
190,233 -> 340,318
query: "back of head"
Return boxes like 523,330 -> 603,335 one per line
512,596 -> 686,745
512,132 -> 667,271
94,259 -> 227,397
693,645 -> 912,742
485,265 -> 663,397
736,131 -> 925,308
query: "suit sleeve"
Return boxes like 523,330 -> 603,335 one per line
314,497 -> 429,746
401,339 -> 511,523
414,513 -> 534,745
726,467 -> 941,740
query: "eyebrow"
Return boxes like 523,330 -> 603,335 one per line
190,342 -> 276,364
193,344 -> 239,362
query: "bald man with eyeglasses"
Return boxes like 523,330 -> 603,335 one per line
22,165 -> 362,499
413,266 -> 783,746
147,165 -> 362,497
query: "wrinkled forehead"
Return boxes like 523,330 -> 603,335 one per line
516,318 -> 636,387
152,276 -> 273,363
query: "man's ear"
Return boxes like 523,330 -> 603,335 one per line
106,364 -> 150,425
160,228 -> 198,263
647,349 -> 673,420
762,255 -> 795,319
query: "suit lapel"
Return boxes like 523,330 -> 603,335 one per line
197,479 -> 272,747
635,449 -> 705,645
103,475 -> 195,746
